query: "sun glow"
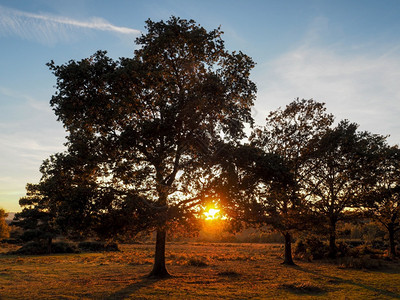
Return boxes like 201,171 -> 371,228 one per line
204,208 -> 220,220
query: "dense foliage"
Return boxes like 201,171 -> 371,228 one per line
40,16 -> 255,277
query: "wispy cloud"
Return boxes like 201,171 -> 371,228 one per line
0,5 -> 140,44
255,37 -> 400,145
0,86 -> 51,113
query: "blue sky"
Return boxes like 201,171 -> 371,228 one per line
1,0 -> 400,212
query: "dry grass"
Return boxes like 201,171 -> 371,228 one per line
0,242 -> 399,299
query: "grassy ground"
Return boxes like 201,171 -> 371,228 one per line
0,242 -> 400,299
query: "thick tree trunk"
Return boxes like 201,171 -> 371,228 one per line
149,228 -> 170,278
282,232 -> 295,265
388,224 -> 396,258
328,221 -> 337,259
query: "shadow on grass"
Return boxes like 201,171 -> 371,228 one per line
277,264 -> 327,296
279,282 -> 327,296
105,275 -> 171,299
295,265 -> 400,299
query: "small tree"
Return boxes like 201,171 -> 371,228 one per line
13,150 -> 112,252
308,120 -> 387,258
249,99 -> 334,264
364,145 -> 400,258
0,209 -> 10,241
13,186 -> 58,253
13,154 -> 74,253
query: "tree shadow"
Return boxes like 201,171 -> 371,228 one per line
294,265 -> 400,299
279,282 -> 327,296
105,275 -> 171,299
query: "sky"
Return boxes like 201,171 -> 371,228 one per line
1,0 -> 400,212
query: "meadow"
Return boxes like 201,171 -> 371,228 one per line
0,242 -> 400,299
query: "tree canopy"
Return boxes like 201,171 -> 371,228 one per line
247,99 -> 334,264
308,120 -> 387,257
362,145 -> 400,257
45,16 -> 256,277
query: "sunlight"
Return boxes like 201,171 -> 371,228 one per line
204,208 -> 220,220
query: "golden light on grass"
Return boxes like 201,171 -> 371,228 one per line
0,243 -> 397,298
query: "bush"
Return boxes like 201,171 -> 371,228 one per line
1,238 -> 22,245
294,240 -> 311,261
217,270 -> 240,277
346,239 -> 363,248
52,242 -> 79,254
11,241 -> 78,255
371,240 -> 386,250
78,241 -> 119,252
294,236 -> 329,260
349,244 -> 383,258
338,256 -> 383,269
336,241 -> 350,258
187,257 -> 208,267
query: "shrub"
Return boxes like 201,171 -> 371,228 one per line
217,270 -> 240,277
1,238 -> 22,245
294,236 -> 329,260
78,241 -> 119,252
346,240 -> 363,248
351,244 -> 382,257
372,240 -> 386,250
187,257 -> 208,267
336,241 -> 350,258
9,241 -> 43,255
294,239 -> 312,261
338,256 -> 383,269
11,241 -> 78,255
52,242 -> 79,254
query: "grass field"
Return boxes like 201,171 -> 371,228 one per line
0,242 -> 400,299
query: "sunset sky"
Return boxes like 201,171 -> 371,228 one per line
1,0 -> 400,212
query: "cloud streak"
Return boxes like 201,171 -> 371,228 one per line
0,5 -> 140,44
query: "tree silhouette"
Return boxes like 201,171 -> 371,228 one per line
249,99 -> 334,264
13,153 -> 95,252
363,145 -> 400,258
47,17 -> 256,277
203,143 -> 290,235
14,169 -> 62,253
308,120 -> 387,258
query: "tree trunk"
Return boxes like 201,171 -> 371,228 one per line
149,228 -> 170,278
282,232 -> 295,265
47,237 -> 52,255
328,221 -> 337,259
388,224 -> 396,259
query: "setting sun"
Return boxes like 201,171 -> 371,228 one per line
204,208 -> 220,220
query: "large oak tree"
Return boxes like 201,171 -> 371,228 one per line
47,17 -> 256,277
